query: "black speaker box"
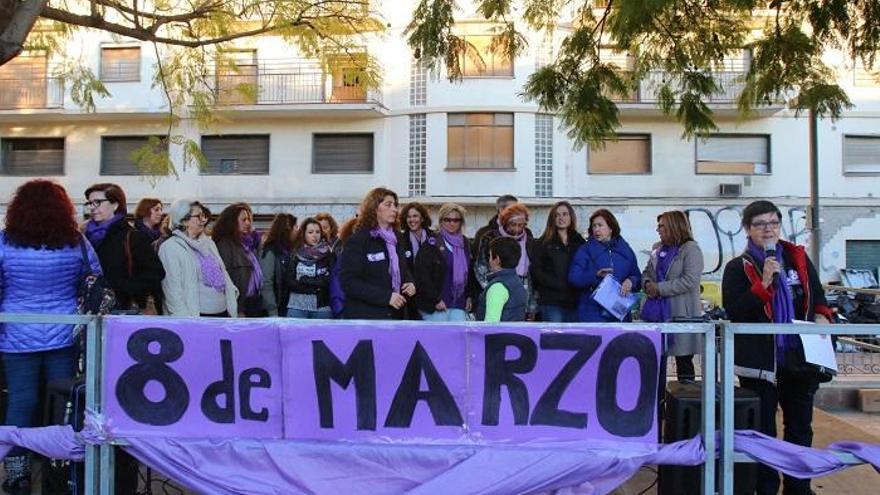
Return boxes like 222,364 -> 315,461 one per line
659,381 -> 759,495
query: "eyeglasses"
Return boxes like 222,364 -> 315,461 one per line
441,217 -> 462,223
750,220 -> 781,230
83,199 -> 110,209
185,212 -> 209,223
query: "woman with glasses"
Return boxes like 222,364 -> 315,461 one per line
158,199 -> 237,317
530,201 -> 585,322
415,203 -> 476,321
642,210 -> 704,381
83,183 -> 165,314
722,200 -> 832,495
212,203 -> 265,317
0,180 -> 101,494
568,208 -> 641,322
340,187 -> 415,320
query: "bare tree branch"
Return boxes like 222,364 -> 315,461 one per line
0,0 -> 50,65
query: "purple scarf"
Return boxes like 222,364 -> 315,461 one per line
84,213 -> 124,249
371,227 -> 401,292
440,229 -> 469,299
242,232 -> 264,297
409,230 -> 426,258
642,244 -> 680,323
134,219 -> 162,242
498,225 -> 530,277
173,231 -> 226,291
746,239 -> 797,364
297,241 -> 331,262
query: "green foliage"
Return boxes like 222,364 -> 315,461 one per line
54,63 -> 110,112
408,0 -> 878,141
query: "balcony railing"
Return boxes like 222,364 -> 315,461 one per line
209,58 -> 382,106
609,69 -> 752,105
0,77 -> 64,110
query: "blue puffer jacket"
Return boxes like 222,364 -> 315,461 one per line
568,236 -> 642,322
0,232 -> 102,353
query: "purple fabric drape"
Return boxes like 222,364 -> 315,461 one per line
84,213 -> 125,249
242,234 -> 264,297
0,423 -> 877,495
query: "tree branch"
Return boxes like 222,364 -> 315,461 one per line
0,0 -> 50,65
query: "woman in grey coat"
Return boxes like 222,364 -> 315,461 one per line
642,210 -> 704,380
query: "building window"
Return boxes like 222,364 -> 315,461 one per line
0,53 -> 49,109
447,113 -> 514,169
100,47 -> 140,82
216,50 -> 258,105
535,114 -> 554,196
408,115 -> 427,194
588,134 -> 651,174
846,240 -> 880,274
101,136 -> 167,175
201,135 -> 269,175
0,137 -> 64,176
313,133 -> 374,173
696,135 -> 770,174
843,135 -> 880,175
461,34 -> 514,78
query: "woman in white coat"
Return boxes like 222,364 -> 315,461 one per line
159,199 -> 238,316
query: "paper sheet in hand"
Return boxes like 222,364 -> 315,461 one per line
793,320 -> 838,372
591,274 -> 639,321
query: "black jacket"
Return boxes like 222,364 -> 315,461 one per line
93,219 -> 165,311
340,228 -> 414,320
529,232 -> 585,308
722,240 -> 832,382
287,247 -> 335,308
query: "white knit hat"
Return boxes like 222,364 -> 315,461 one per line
168,198 -> 196,229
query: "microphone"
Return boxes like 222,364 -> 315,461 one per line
763,241 -> 779,283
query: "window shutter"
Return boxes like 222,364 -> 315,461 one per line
589,135 -> 651,174
313,134 -> 374,173
843,136 -> 880,174
101,47 -> 140,82
101,136 -> 166,175
1,138 -> 64,175
201,135 -> 270,174
697,135 -> 769,174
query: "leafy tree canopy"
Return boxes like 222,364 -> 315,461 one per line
407,0 -> 879,147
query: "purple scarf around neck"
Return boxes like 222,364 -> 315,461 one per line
242,232 -> 264,297
134,219 -> 162,242
85,213 -> 125,249
409,229 -> 426,258
440,229 -> 468,298
371,227 -> 401,292
498,224 -> 530,277
746,239 -> 797,364
173,231 -> 226,292
642,244 -> 680,323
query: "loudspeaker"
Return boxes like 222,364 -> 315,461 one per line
659,381 -> 759,495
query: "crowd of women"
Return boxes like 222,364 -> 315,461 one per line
0,179 -> 830,495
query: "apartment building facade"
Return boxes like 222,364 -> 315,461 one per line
0,2 -> 879,281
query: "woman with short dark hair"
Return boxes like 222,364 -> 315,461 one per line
212,202 -> 265,317
722,200 -> 832,495
339,187 -> 415,319
0,180 -> 101,494
83,183 -> 165,314
568,208 -> 641,322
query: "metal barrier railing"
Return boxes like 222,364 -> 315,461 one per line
719,322 -> 880,494
1,313 -> 877,494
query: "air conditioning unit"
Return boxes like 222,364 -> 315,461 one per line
719,183 -> 742,197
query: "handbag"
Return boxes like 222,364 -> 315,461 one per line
75,238 -> 116,333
